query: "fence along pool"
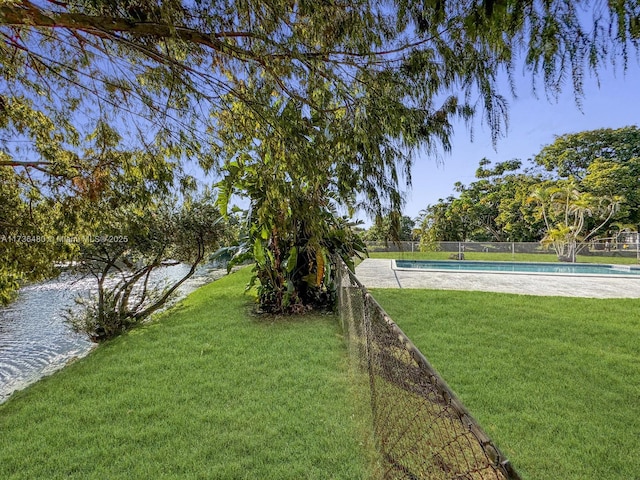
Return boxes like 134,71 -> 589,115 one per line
336,259 -> 521,480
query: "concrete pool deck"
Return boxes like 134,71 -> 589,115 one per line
355,259 -> 640,298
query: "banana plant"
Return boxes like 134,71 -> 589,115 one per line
218,197 -> 366,314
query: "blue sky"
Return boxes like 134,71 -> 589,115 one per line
396,60 -> 640,223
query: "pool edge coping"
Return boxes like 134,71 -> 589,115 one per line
390,259 -> 640,279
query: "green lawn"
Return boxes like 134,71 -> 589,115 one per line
371,288 -> 640,480
0,269 -> 377,480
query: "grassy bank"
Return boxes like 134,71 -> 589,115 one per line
368,250 -> 640,264
371,288 -> 640,480
0,269 -> 376,479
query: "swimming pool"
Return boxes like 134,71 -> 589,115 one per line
394,260 -> 640,276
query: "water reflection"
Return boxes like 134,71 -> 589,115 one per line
0,263 -> 225,404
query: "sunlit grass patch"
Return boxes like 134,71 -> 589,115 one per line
371,288 -> 640,479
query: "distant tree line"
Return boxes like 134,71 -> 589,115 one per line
416,126 -> 640,261
359,214 -> 418,243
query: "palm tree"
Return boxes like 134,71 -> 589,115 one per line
528,180 -> 621,262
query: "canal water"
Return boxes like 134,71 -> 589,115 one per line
0,264 -> 225,404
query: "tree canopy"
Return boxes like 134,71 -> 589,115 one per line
418,126 -> 639,260
535,126 -> 640,224
3,1 -> 639,199
361,214 -> 416,243
3,0 -> 640,308
418,159 -> 544,244
534,126 -> 640,180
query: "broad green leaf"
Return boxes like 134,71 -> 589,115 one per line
285,247 -> 298,273
253,238 -> 266,267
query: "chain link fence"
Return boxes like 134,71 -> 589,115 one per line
336,259 -> 521,480
367,240 -> 640,260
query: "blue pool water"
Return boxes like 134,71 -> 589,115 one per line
394,260 -> 640,276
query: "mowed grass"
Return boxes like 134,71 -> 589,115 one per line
371,288 -> 640,480
0,269 -> 376,480
368,250 -> 640,264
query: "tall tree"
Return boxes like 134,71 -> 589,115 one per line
534,126 -> 640,225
